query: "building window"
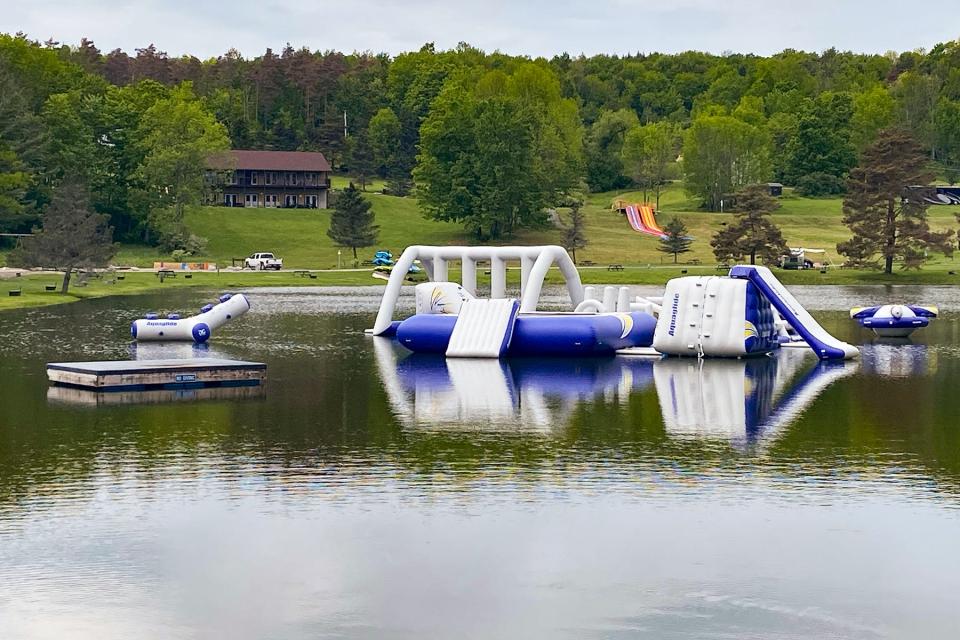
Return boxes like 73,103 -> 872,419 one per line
251,172 -> 258,186
245,194 -> 258,207
265,194 -> 278,208
284,195 -> 297,207
227,171 -> 238,186
305,195 -> 318,208
224,194 -> 237,207
265,172 -> 273,186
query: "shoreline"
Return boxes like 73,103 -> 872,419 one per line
2,266 -> 959,312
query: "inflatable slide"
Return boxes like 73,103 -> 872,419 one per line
621,203 -> 665,237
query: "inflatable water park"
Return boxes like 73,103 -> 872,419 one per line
368,245 -> 859,361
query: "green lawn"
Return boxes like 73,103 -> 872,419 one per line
0,269 -> 380,311
111,194 -> 468,269
3,181 -> 959,312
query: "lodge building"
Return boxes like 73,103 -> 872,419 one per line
207,150 -> 331,209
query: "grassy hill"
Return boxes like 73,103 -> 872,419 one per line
4,181 -> 959,272
119,182 -> 960,271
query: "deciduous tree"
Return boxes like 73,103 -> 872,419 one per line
415,64 -> 582,239
621,121 -> 678,210
783,92 -> 856,184
584,109 -> 638,192
9,179 -> 115,293
683,115 -> 771,211
136,82 -> 230,225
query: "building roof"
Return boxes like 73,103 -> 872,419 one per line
208,149 -> 331,172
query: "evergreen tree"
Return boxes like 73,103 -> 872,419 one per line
9,179 -> 115,293
327,183 -> 378,262
560,202 -> 587,263
344,131 -> 375,191
711,185 -> 788,265
837,129 -> 954,272
658,217 -> 692,263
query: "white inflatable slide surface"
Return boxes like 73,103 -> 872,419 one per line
729,265 -> 858,360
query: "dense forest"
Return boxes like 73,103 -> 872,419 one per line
2,33 -> 960,246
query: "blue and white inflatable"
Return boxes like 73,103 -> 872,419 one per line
131,293 -> 250,342
368,246 -> 857,361
850,304 -> 938,337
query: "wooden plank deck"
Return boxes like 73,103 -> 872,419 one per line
47,383 -> 266,405
46,358 -> 266,391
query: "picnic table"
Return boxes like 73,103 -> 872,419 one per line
580,260 -> 596,267
607,263 -> 624,271
156,269 -> 177,280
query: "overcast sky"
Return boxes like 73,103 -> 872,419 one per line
3,0 -> 959,59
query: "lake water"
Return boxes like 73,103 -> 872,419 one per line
1,285 -> 959,639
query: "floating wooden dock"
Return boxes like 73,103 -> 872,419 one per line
47,383 -> 265,405
46,358 -> 266,391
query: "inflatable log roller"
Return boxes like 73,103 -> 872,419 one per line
131,293 -> 250,342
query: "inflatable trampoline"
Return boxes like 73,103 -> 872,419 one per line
850,304 -> 938,337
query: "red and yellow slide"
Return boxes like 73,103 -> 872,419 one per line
616,201 -> 666,238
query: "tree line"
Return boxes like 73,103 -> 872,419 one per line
3,33 -> 960,269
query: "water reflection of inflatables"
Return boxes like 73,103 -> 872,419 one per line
376,336 -> 654,429
374,337 -> 858,440
859,342 -> 935,378
653,349 -> 857,443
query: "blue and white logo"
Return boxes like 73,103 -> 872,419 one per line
191,322 -> 211,343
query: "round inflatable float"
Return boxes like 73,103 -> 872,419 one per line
850,304 -> 938,337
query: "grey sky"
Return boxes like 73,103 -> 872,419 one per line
4,0 -> 959,58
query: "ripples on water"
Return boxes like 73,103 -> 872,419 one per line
1,284 -> 959,639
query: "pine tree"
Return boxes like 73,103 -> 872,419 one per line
327,183 -> 378,263
9,179 -> 115,293
561,203 -> 587,263
344,132 -> 375,192
837,129 -> 954,272
711,185 -> 788,265
658,217 -> 692,263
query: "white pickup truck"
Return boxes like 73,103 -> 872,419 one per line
244,252 -> 283,270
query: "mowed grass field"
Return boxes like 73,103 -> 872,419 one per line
3,181 -> 959,288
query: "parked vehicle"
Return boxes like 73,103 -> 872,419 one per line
244,252 -> 283,270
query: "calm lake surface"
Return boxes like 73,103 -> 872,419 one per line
1,284 -> 959,639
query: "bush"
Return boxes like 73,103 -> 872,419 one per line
795,172 -> 846,196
